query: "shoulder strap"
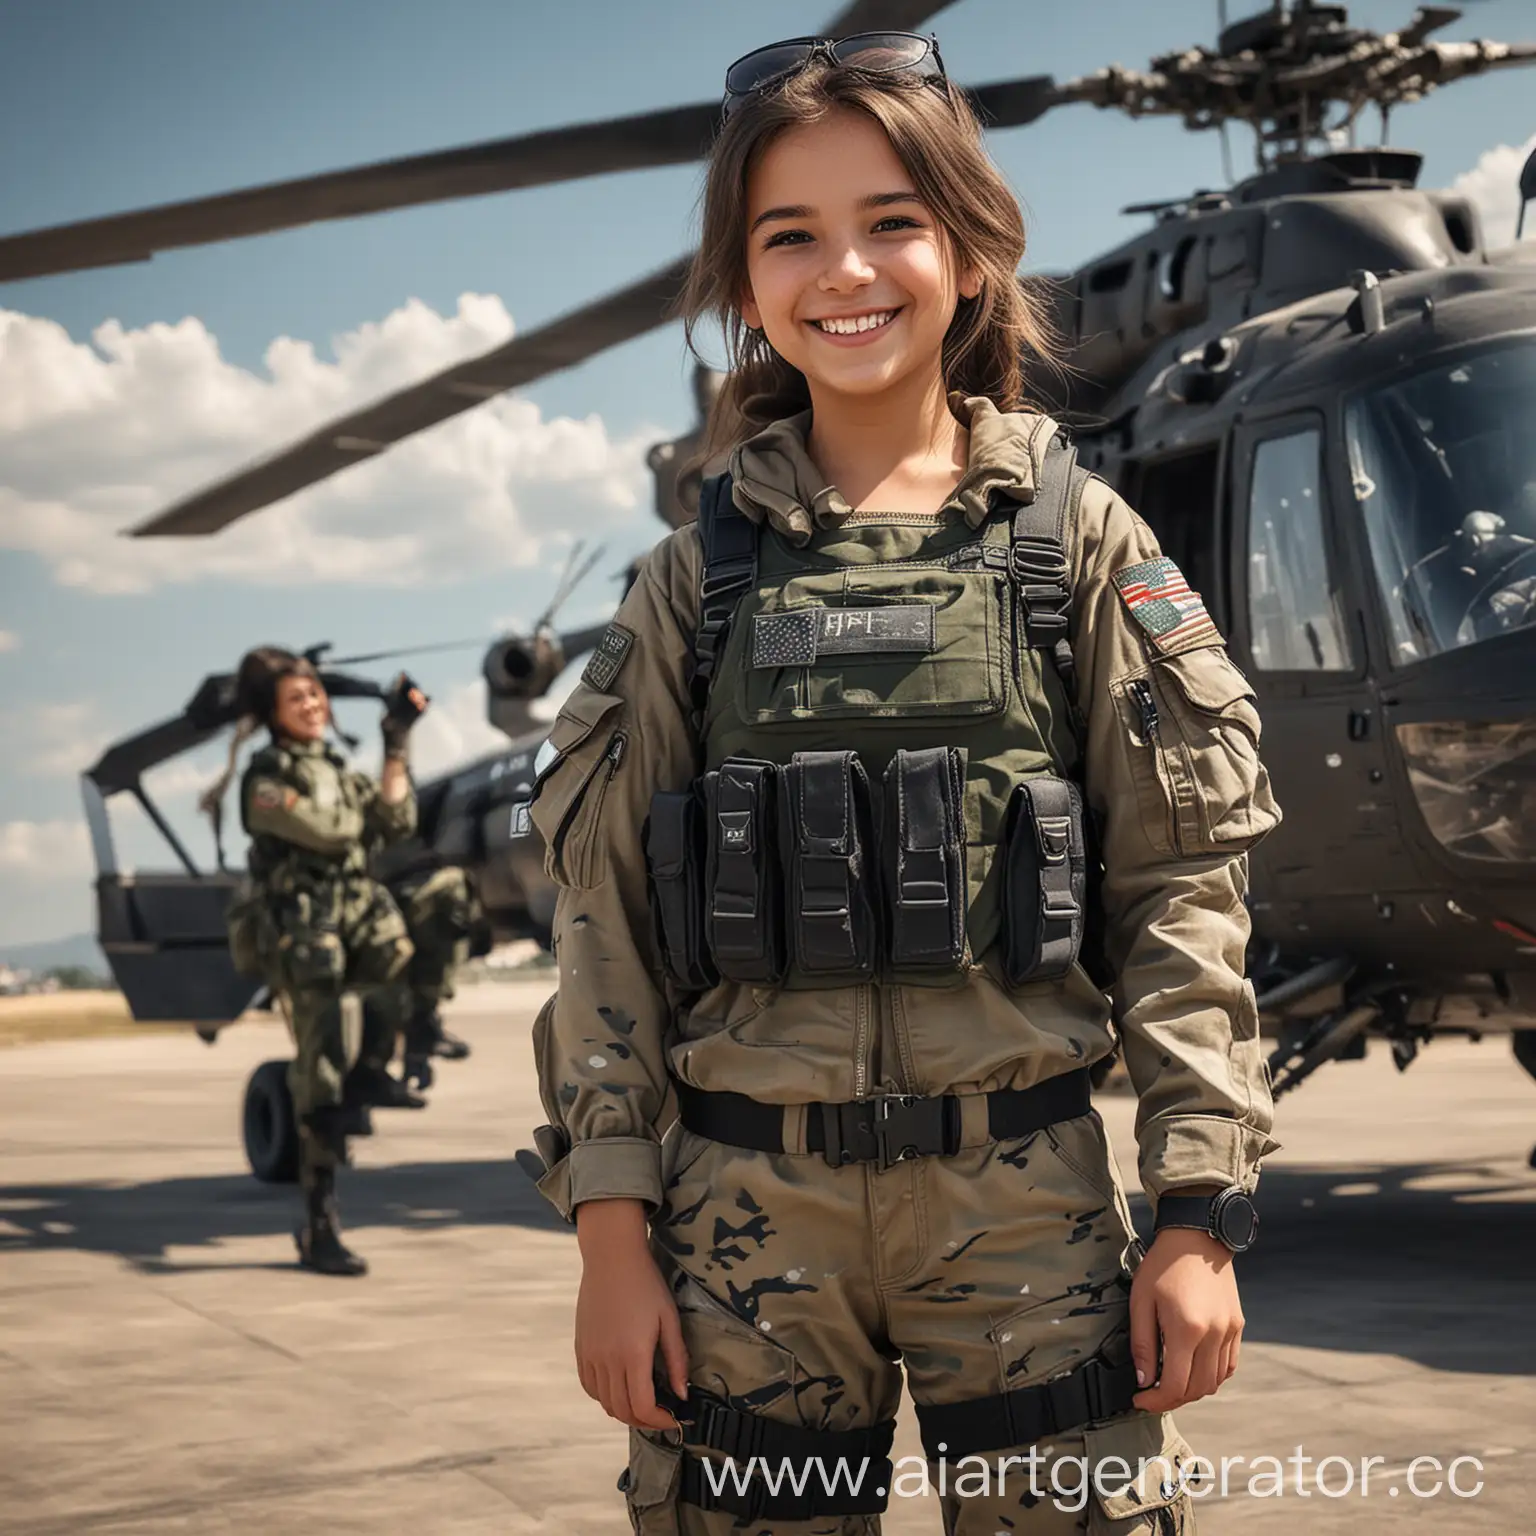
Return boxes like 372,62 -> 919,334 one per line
690,471 -> 755,728
1011,431 -> 1092,733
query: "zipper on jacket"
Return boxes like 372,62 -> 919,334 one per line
1128,679 -> 1161,742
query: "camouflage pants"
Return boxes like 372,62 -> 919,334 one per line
274,876 -> 413,1183
627,1106 -> 1196,1534
364,866 -> 482,1066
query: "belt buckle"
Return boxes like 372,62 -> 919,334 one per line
873,1094 -> 931,1170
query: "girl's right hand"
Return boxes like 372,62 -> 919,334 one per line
573,1198 -> 690,1430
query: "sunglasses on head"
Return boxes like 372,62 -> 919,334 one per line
720,31 -> 948,123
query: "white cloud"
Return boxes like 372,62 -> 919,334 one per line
0,700 -> 111,778
0,629 -> 17,652
1448,134 -> 1536,250
0,819 -> 91,877
0,297 -> 663,593
410,679 -> 514,780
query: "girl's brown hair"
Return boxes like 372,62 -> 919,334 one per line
681,62 -> 1061,457
234,646 -> 321,733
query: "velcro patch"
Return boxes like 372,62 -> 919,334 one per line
1112,557 -> 1218,654
752,605 -> 937,668
250,780 -> 295,812
581,623 -> 635,692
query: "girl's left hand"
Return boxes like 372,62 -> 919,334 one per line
1128,1228 -> 1244,1412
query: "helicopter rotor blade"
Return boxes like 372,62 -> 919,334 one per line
966,75 -> 1064,131
0,108 -> 719,285
823,0 -> 960,28
1398,8 -> 1463,50
129,255 -> 692,537
0,4 -> 959,285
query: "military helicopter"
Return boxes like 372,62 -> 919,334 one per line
12,0 -> 1536,1166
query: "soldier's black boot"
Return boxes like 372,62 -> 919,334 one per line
343,1062 -> 426,1111
295,1168 -> 367,1277
433,1026 -> 471,1062
402,1006 -> 439,1090
412,1004 -> 471,1062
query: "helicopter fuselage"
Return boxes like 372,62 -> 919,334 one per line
1051,160 -> 1536,1040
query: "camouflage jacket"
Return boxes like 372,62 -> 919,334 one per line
530,399 -> 1282,1218
241,736 -> 417,894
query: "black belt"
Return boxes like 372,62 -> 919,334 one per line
675,1068 -> 1092,1170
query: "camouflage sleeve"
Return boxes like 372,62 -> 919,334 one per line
527,526 -> 703,1221
361,769 -> 418,844
242,773 -> 366,856
1071,476 -> 1284,1208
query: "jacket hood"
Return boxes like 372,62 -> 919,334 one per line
726,395 -> 1061,546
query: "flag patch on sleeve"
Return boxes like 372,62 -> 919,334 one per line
1112,557 -> 1218,653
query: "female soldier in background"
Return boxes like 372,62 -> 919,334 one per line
233,646 -> 426,1276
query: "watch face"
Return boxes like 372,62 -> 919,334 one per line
1214,1191 -> 1259,1252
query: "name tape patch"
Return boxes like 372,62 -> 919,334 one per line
1112,557 -> 1218,654
581,622 -> 635,692
752,605 -> 937,669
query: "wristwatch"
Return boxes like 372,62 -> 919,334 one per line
1153,1186 -> 1259,1254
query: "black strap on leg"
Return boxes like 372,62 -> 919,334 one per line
671,1390 -> 896,1520
690,472 -> 754,731
914,1353 -> 1140,1461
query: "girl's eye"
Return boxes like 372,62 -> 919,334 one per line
874,215 -> 921,232
762,229 -> 812,249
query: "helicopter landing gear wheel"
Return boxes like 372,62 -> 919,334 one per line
243,1059 -> 300,1183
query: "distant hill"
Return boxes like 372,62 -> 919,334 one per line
0,932 -> 108,977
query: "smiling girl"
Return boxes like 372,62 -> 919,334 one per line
528,32 -> 1280,1533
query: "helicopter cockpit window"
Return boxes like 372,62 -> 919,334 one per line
1346,342 -> 1536,664
1246,428 -> 1353,672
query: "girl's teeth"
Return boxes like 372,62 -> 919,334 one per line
818,311 -> 892,335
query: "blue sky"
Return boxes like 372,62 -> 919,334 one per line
2,0 -> 1534,947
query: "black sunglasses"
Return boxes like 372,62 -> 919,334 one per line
720,31 -> 948,123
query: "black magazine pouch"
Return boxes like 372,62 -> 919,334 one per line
882,746 -> 968,973
1000,776 -> 1087,986
704,758 -> 786,984
781,750 -> 878,980
644,789 -> 718,992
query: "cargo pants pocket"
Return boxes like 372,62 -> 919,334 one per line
1083,1412 -> 1199,1534
620,1428 -> 684,1534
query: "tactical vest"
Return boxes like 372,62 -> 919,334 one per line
240,742 -> 371,893
647,436 -> 1099,993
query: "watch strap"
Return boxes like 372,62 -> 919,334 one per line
1154,1193 -> 1220,1233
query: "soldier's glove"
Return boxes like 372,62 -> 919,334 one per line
381,672 -> 429,759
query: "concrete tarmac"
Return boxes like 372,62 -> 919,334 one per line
1,981 -> 1533,1533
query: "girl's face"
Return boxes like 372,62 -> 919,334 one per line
272,673 -> 330,744
739,107 -> 978,405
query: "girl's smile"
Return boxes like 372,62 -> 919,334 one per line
739,107 -> 978,404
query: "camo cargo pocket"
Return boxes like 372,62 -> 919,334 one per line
276,929 -> 345,993
1113,646 -> 1280,858
620,1428 -> 683,1534
529,690 -> 626,889
1083,1411 -> 1199,1534
345,883 -> 413,987
225,881 -> 273,978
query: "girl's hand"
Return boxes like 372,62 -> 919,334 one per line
573,1198 -> 690,1431
1129,1228 -> 1244,1412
